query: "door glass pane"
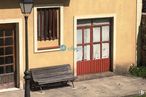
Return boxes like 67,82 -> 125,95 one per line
84,45 -> 90,60
6,65 -> 13,73
102,26 -> 109,41
5,56 -> 13,64
102,43 -> 109,58
0,57 -> 4,65
93,19 -> 110,25
5,47 -> 13,55
93,27 -> 100,42
93,44 -> 100,59
76,46 -> 83,61
0,30 -> 3,37
77,29 -> 82,44
5,38 -> 13,45
0,48 -> 4,55
77,19 -> 91,26
0,39 -> 3,46
84,28 -> 90,43
5,30 -> 13,36
0,67 -> 4,74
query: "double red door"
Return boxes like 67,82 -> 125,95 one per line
76,19 -> 111,75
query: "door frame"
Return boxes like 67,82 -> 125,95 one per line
73,14 -> 116,76
0,19 -> 23,90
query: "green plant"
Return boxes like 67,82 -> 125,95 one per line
129,65 -> 140,76
129,65 -> 146,78
139,67 -> 146,78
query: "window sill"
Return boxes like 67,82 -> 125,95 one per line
38,46 -> 60,50
35,47 -> 62,53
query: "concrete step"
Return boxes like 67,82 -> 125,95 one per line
75,72 -> 115,81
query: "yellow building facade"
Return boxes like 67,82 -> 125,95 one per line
0,0 -> 141,90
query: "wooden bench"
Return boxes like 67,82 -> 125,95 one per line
30,64 -> 76,91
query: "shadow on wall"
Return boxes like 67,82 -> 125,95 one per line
137,23 -> 142,67
0,0 -> 20,9
0,0 -> 70,9
35,0 -> 70,6
137,15 -> 146,67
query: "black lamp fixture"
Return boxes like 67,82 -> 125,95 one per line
19,0 -> 34,97
20,0 -> 34,14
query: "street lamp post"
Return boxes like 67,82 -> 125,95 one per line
19,0 -> 34,97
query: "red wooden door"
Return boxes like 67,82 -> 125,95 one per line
76,19 -> 111,75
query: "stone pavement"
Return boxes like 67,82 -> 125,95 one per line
0,75 -> 146,97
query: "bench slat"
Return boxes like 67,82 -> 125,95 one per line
32,68 -> 71,75
32,71 -> 72,79
33,73 -> 74,81
31,64 -> 70,74
37,74 -> 74,85
32,67 -> 70,75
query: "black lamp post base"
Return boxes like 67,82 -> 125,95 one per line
24,70 -> 31,97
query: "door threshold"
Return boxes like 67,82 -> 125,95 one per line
0,88 -> 20,93
76,71 -> 115,81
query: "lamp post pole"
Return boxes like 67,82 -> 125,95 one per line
24,15 -> 31,97
19,1 -> 33,97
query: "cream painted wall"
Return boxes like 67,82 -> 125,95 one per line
63,0 -> 137,73
30,0 -> 136,67
0,0 -> 137,78
32,0 -> 137,73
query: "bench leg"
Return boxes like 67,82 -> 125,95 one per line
71,81 -> 74,88
39,86 -> 43,93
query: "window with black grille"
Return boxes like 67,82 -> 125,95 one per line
36,7 -> 61,50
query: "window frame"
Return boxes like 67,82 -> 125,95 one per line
34,5 -> 64,52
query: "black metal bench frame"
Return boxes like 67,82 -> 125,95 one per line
30,64 -> 76,91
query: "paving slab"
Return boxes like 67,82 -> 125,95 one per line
0,75 -> 146,97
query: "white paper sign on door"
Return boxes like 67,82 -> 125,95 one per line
93,44 -> 100,59
77,46 -> 83,61
102,43 -> 109,58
